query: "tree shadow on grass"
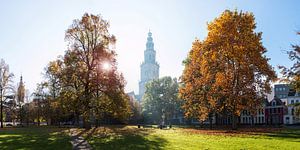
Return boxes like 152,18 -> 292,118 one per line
85,126 -> 168,150
0,127 -> 71,150
263,129 -> 300,142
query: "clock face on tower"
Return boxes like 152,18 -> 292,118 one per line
139,31 -> 160,99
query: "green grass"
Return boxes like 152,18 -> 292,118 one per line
83,126 -> 300,150
0,127 -> 71,150
0,126 -> 299,150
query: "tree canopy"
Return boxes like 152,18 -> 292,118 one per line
279,32 -> 300,92
142,76 -> 182,124
42,13 -> 131,128
180,10 -> 276,129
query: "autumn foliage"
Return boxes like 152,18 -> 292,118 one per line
180,10 -> 276,129
42,13 -> 131,128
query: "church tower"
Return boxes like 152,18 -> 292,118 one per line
17,75 -> 25,103
139,31 -> 159,100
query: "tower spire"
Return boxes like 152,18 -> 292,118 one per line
139,31 -> 160,100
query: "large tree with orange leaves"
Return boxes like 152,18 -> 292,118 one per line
180,10 -> 276,129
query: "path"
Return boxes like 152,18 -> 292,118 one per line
69,128 -> 92,150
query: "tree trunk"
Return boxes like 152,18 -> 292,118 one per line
76,113 -> 80,127
95,118 -> 99,128
26,116 -> 29,126
19,104 -> 23,127
232,114 -> 237,130
37,104 -> 40,126
83,115 -> 91,129
209,116 -> 213,130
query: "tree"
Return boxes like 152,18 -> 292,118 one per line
64,13 -> 119,128
128,97 -> 142,124
279,32 -> 300,91
180,10 -> 276,129
142,76 -> 182,125
279,32 -> 300,117
180,40 -> 216,129
32,82 -> 52,126
0,59 -> 14,128
42,13 -> 130,128
44,60 -> 64,126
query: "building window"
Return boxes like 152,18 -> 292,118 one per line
262,109 -> 264,115
272,101 -> 276,106
292,109 -> 294,115
278,108 -> 281,113
296,100 -> 299,103
291,100 -> 294,104
262,117 -> 264,123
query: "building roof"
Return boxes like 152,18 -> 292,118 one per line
266,97 -> 284,106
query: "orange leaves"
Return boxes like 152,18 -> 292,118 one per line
180,10 -> 276,125
215,72 -> 226,87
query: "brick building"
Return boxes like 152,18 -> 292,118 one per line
265,97 -> 286,125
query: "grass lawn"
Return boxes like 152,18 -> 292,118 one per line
79,126 -> 300,150
0,126 -> 299,150
0,127 -> 72,150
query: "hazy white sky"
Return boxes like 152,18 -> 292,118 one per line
0,0 -> 299,94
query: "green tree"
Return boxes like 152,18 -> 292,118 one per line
32,83 -> 48,126
142,76 -> 182,125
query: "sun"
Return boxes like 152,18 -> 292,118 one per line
102,62 -> 111,71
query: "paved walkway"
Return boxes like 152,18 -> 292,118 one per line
69,129 -> 92,150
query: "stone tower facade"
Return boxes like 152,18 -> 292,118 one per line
139,31 -> 159,100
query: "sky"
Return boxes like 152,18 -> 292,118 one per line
0,0 -> 300,95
